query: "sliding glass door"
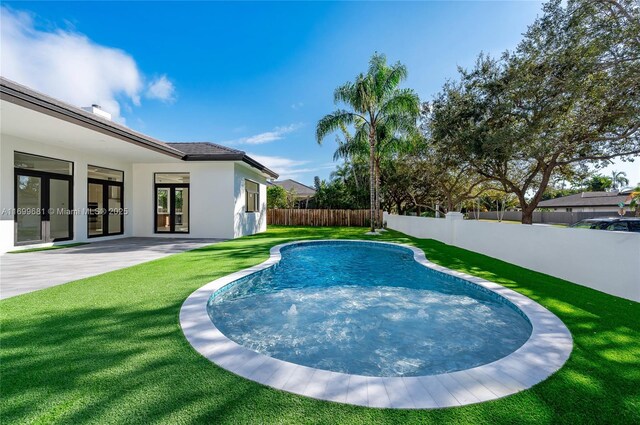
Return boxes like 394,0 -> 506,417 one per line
154,173 -> 189,234
14,152 -> 73,244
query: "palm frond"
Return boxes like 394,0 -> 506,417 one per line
316,110 -> 365,144
381,89 -> 421,117
380,62 -> 408,99
334,81 -> 356,106
333,127 -> 369,161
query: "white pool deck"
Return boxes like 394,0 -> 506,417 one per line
180,240 -> 573,409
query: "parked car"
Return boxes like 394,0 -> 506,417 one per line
570,217 -> 640,233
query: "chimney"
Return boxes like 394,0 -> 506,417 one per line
82,104 -> 112,121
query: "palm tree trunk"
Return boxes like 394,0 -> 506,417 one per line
375,159 -> 381,229
369,131 -> 376,232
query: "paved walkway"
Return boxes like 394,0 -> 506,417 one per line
0,237 -> 223,299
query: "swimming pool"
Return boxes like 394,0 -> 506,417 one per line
207,241 -> 532,377
180,240 -> 572,408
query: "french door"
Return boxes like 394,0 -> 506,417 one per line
155,185 -> 189,233
88,179 -> 124,237
15,171 -> 73,244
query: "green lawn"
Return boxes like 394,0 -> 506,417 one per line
1,226 -> 638,424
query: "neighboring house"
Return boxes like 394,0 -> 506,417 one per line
537,191 -> 631,213
269,179 -> 316,208
0,77 -> 278,253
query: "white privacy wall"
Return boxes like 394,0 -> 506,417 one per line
384,213 -> 640,302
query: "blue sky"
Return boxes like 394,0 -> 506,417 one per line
2,1 -> 637,185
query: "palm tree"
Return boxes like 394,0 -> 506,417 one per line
316,53 -> 420,232
627,185 -> 640,217
333,118 -> 418,228
611,170 -> 629,191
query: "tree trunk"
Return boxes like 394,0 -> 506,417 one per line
375,159 -> 381,229
446,197 -> 455,214
368,131 -> 376,232
518,162 -> 556,225
521,206 -> 535,224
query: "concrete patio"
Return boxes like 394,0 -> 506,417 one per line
0,237 -> 223,299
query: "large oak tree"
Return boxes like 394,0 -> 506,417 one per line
429,0 -> 640,223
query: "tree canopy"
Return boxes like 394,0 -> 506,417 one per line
427,0 -> 640,223
314,1 -> 640,224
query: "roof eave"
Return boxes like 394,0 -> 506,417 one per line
182,153 -> 245,161
240,155 -> 279,179
1,78 -> 185,159
1,77 -> 279,178
183,153 -> 279,179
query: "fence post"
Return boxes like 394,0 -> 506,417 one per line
445,212 -> 463,245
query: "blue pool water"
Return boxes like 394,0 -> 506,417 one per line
207,241 -> 532,377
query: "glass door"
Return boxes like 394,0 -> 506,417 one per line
87,166 -> 124,238
15,173 -> 73,244
107,185 -> 123,234
88,180 -> 124,237
14,152 -> 74,245
88,182 -> 104,236
155,186 -> 189,233
49,178 -> 71,240
174,187 -> 189,233
16,175 -> 43,243
154,173 -> 189,234
156,187 -> 171,232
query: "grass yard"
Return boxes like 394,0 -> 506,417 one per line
1,226 -> 638,424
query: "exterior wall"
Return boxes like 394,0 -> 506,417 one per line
1,135 -> 269,251
132,162 -> 236,239
384,212 -> 640,302
233,163 -> 267,238
0,134 -> 134,252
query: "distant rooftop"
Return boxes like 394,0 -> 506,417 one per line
269,179 -> 316,197
538,191 -> 631,208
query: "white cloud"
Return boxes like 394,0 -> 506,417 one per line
146,75 -> 175,102
248,154 -> 335,181
0,7 -> 175,122
248,154 -> 311,180
228,123 -> 303,145
290,102 -> 304,110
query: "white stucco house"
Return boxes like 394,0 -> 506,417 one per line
0,77 -> 278,253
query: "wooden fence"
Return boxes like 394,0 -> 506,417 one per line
267,209 -> 381,227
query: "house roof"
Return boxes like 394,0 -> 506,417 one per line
270,179 -> 316,197
0,77 -> 278,179
165,142 -> 278,178
166,142 -> 243,156
537,191 -> 631,208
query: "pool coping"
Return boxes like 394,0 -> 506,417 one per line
179,240 -> 573,409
